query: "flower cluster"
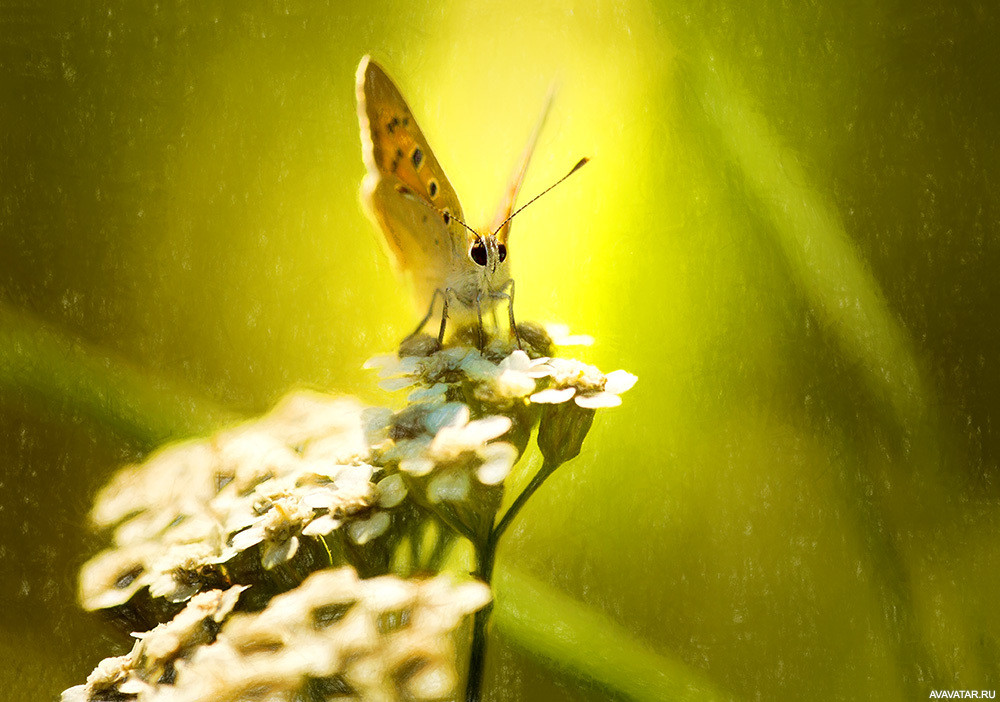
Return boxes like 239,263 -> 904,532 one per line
369,339 -> 635,412
79,393 -> 403,620
63,568 -> 490,702
68,323 -> 636,701
367,347 -> 552,408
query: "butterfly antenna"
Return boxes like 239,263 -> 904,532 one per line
492,157 -> 589,235
395,184 -> 481,240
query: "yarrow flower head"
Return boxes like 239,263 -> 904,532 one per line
63,569 -> 489,702
68,319 -> 637,702
398,404 -> 518,490
61,586 -> 247,702
78,393 -> 407,616
366,346 -> 552,408
530,357 -> 637,408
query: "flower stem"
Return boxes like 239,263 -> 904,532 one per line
466,459 -> 563,701
316,535 -> 334,566
490,459 -> 562,551
465,541 -> 495,702
425,528 -> 457,571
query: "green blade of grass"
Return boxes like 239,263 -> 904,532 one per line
494,565 -> 735,701
0,303 -> 235,446
688,56 -> 933,438
680,50 -> 945,696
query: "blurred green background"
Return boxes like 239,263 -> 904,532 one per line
2,0 -> 999,699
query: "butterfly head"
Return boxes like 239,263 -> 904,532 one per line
454,228 -> 510,302
468,231 -> 509,278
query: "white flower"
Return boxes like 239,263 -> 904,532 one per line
530,358 -> 637,408
299,472 -> 375,536
147,542 -> 231,603
429,412 -> 512,460
119,568 -> 492,702
262,392 -> 371,463
396,405 -> 518,491
216,430 -> 299,495
475,442 -> 519,485
230,495 -> 315,569
465,350 -> 552,403
427,471 -> 471,503
346,511 -> 392,544
366,347 -> 480,395
375,474 -> 408,508
78,544 -> 155,611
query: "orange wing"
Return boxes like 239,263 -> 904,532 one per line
491,84 -> 555,244
357,57 -> 464,229
356,56 -> 469,309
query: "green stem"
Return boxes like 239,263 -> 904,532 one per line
490,458 -> 563,551
465,541 -> 496,702
425,527 -> 457,572
316,535 -> 334,567
466,458 -> 564,700
432,503 -> 478,545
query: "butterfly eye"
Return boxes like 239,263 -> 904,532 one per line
498,244 -> 507,262
470,241 -> 488,266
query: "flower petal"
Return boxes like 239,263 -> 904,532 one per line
362,354 -> 397,373
427,471 -> 471,503
575,392 -> 622,409
498,350 -> 531,372
604,370 -> 638,395
476,443 -> 517,485
261,535 -> 298,570
230,527 -> 265,551
376,474 -> 407,508
496,369 -> 537,397
530,387 -> 576,404
400,457 -> 435,477
347,512 -> 391,544
302,514 -> 341,536
424,403 -> 469,433
336,463 -> 375,486
462,416 -> 513,444
302,487 -> 337,510
379,376 -> 416,392
408,383 -> 449,403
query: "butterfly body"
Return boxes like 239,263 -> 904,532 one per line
356,55 -> 583,343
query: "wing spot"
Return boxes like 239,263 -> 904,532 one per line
411,147 -> 423,169
428,180 -> 439,198
442,208 -> 451,225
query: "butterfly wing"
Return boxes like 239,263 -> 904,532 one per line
356,56 -> 466,305
491,84 -> 555,244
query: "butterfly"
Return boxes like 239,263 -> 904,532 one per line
355,55 -> 586,349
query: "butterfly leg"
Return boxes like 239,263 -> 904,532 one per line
437,289 -> 453,344
498,279 -> 521,350
474,293 -> 485,350
406,288 -> 445,342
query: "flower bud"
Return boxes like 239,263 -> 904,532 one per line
537,401 -> 596,465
